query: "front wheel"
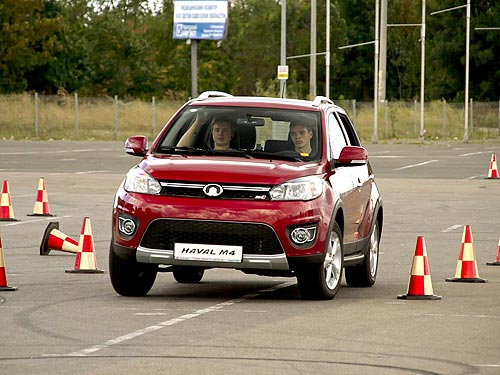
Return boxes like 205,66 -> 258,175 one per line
109,243 -> 158,296
296,222 -> 343,300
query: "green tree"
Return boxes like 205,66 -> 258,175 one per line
0,0 -> 64,93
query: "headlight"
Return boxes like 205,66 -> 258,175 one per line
123,167 -> 161,194
269,176 -> 323,201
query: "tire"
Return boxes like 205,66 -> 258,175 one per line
296,222 -> 343,300
345,220 -> 380,287
109,243 -> 158,296
172,266 -> 204,283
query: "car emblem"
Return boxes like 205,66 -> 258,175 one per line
203,184 -> 223,197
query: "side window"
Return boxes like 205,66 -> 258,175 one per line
328,112 -> 347,159
337,112 -> 361,146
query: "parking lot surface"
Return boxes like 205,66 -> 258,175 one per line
0,140 -> 499,375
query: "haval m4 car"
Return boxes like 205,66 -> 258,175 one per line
110,91 -> 383,300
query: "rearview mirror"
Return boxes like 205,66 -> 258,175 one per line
125,135 -> 148,156
236,117 -> 265,126
335,146 -> 368,165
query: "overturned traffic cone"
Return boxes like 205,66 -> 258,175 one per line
446,225 -> 487,283
65,217 -> 104,274
486,233 -> 500,266
0,180 -> 18,221
39,221 -> 79,255
486,153 -> 499,179
398,236 -> 441,300
28,177 -> 54,217
0,233 -> 17,291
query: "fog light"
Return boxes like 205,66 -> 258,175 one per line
290,227 -> 317,244
118,216 -> 136,236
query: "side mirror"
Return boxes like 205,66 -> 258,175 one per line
335,146 -> 368,165
125,135 -> 148,156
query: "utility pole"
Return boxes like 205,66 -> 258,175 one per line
373,0 -> 380,143
280,0 -> 286,98
310,0 -> 317,98
419,1 -> 426,142
464,0 -> 470,143
326,0 -> 330,98
379,0 -> 387,102
431,2 -> 470,143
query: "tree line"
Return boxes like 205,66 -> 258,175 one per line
0,0 -> 499,102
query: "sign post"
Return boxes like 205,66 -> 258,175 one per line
173,0 -> 228,98
277,65 -> 288,98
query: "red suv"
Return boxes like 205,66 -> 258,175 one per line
110,92 -> 383,299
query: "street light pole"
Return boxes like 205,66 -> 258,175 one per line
373,0 -> 380,143
464,0 -> 470,143
310,0 -> 317,98
379,0 -> 387,102
280,0 -> 286,98
419,0 -> 426,142
431,2 -> 470,143
326,0 -> 330,98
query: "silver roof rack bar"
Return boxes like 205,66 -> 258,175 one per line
312,96 -> 334,106
196,91 -> 233,100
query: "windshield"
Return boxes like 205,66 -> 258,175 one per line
156,106 -> 321,161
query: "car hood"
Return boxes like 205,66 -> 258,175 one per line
139,154 -> 326,185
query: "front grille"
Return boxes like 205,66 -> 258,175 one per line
141,219 -> 283,255
159,181 -> 271,200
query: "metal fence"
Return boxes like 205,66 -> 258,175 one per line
1,94 -> 499,142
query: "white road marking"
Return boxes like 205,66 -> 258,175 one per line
441,224 -> 462,233
43,281 -> 295,357
413,313 -> 500,319
464,175 -> 483,180
369,155 -> 403,158
0,148 -> 114,156
459,151 -> 487,157
74,170 -> 111,174
1,215 -> 71,226
135,309 -> 267,316
394,160 -> 439,170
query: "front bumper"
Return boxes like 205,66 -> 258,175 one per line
113,186 -> 333,269
136,246 -> 290,270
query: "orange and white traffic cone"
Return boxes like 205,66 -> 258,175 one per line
486,153 -> 499,179
39,222 -> 79,255
28,177 -> 54,217
0,232 -> 17,291
486,233 -> 500,266
398,236 -> 441,300
65,217 -> 104,274
0,180 -> 19,222
446,225 -> 487,283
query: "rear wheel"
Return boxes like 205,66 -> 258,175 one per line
172,266 -> 204,283
345,220 -> 380,287
109,243 -> 158,296
296,222 -> 343,300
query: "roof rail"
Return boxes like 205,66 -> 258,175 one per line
312,96 -> 334,106
196,91 -> 233,100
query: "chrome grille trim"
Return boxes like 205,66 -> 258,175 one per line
160,181 -> 271,192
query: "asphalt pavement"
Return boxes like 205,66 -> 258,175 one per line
0,139 -> 499,375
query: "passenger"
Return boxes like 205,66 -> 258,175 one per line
211,118 -> 235,150
289,122 -> 313,155
176,113 -> 235,150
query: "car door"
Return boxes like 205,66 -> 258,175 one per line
336,111 -> 374,248
327,110 -> 370,254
